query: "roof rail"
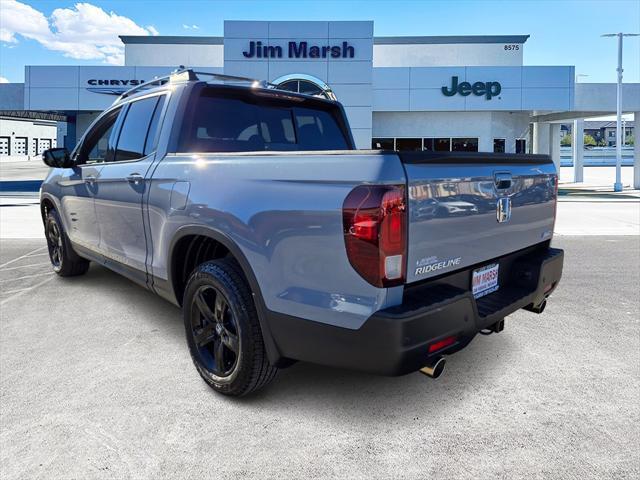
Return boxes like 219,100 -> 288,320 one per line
114,67 -> 274,104
190,70 -> 276,88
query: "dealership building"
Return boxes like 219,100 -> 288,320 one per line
1,20 -> 639,183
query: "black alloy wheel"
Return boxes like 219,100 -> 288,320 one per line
183,259 -> 277,396
46,219 -> 63,270
189,285 -> 240,377
44,209 -> 89,277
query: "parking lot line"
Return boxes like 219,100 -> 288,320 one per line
0,246 -> 47,269
0,271 -> 53,283
0,262 -> 50,272
0,275 -> 55,306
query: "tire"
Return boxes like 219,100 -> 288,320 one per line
183,258 -> 277,396
44,209 -> 90,277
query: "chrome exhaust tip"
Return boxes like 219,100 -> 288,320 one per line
419,356 -> 446,379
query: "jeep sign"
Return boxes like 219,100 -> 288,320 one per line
442,76 -> 502,100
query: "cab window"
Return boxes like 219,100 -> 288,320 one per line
77,107 -> 122,164
113,95 -> 165,162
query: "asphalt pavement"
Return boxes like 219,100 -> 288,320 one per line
1,221 -> 639,478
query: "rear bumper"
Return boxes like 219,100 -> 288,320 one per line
267,245 -> 564,375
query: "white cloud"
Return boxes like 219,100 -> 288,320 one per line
0,1 -> 159,65
182,24 -> 199,30
0,76 -> 10,83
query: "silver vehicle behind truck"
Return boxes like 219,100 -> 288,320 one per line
39,70 -> 563,396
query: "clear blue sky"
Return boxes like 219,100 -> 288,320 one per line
1,0 -> 639,84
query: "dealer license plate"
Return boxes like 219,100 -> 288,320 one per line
472,263 -> 499,299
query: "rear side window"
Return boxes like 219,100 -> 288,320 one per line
179,91 -> 351,152
114,95 -> 165,162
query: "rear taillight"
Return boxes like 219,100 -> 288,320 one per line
342,185 -> 407,287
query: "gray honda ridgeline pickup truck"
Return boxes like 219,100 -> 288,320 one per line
40,70 -> 563,396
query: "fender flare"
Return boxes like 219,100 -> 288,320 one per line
166,225 -> 282,365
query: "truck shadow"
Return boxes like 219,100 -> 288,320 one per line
75,263 -> 515,420
244,335 -> 513,420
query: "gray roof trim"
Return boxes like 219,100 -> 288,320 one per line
374,35 -> 530,45
120,36 -> 224,45
120,34 -> 529,46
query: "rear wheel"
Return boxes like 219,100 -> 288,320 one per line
44,209 -> 90,277
183,259 -> 277,396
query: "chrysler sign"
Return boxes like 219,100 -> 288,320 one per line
86,79 -> 145,95
442,76 -> 502,100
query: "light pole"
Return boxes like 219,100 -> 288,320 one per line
602,33 -> 639,192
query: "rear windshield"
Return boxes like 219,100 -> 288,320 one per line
178,89 -> 351,152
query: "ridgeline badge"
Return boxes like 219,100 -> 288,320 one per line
415,256 -> 462,276
442,76 -> 501,100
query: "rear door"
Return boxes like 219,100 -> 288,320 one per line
59,107 -> 122,250
93,93 -> 167,284
401,152 -> 557,284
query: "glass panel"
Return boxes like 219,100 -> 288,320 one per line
434,138 -> 451,152
515,139 -> 527,154
115,97 -> 159,162
452,138 -> 478,152
493,138 -> 506,153
277,80 -> 298,93
181,92 -> 349,152
298,80 -> 323,96
144,96 -> 166,155
395,138 -> 422,151
371,138 -> 394,150
81,108 -> 121,164
423,138 -> 435,151
294,107 -> 348,150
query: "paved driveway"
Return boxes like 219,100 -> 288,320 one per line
1,235 -> 638,479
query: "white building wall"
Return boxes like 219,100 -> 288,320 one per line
373,42 -> 524,67
373,66 -> 575,112
125,44 -> 224,67
122,36 -> 525,69
0,117 -> 57,161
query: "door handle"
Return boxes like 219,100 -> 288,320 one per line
126,173 -> 143,185
84,175 -> 96,184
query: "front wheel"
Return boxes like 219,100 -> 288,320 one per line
183,259 -> 277,396
44,209 -> 90,277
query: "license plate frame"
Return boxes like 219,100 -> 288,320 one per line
472,263 -> 500,299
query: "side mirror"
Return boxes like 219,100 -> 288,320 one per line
42,148 -> 74,168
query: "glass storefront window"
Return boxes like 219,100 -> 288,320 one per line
452,138 -> 478,152
395,138 -> 422,151
275,77 -> 334,100
516,139 -> 527,154
435,138 -> 451,151
371,138 -> 394,150
493,138 -> 506,153
423,138 -> 435,151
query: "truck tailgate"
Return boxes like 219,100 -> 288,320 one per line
399,152 -> 557,284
